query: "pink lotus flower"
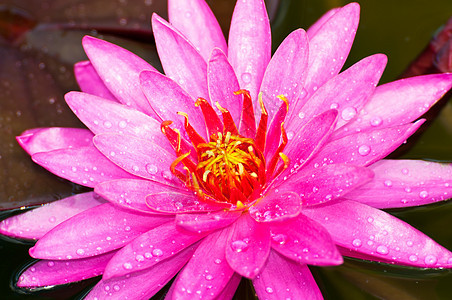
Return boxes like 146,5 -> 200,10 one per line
1,0 -> 452,298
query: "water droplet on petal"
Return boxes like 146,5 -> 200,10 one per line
424,255 -> 437,265
231,240 -> 249,253
152,249 -> 163,257
104,121 -> 112,128
205,274 -> 213,281
76,248 -> 85,255
47,261 -> 55,267
341,107 -> 357,121
123,262 -> 132,270
265,287 -> 274,294
419,190 -> 428,198
146,164 -> 158,175
409,255 -> 418,262
358,145 -> 371,156
241,73 -> 252,83
118,121 -> 127,128
352,239 -> 362,247
376,245 -> 389,255
272,234 -> 287,245
384,180 -> 393,187
401,168 -> 409,175
135,255 -> 144,262
370,117 -> 382,127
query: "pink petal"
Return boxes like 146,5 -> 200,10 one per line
103,222 -> 205,280
30,203 -> 171,260
228,0 -> 271,105
0,192 -> 105,240
140,70 -> 207,138
65,91 -> 173,153
279,164 -> 374,206
176,210 -> 241,234
152,14 -> 208,100
305,121 -> 423,170
303,200 -> 452,268
212,273 -> 242,300
271,109 -> 338,188
334,73 -> 452,139
306,7 -> 340,38
32,146 -> 139,188
259,29 -> 309,118
269,214 -> 342,266
17,251 -> 116,287
252,251 -> 323,300
303,2 -> 360,96
249,191 -> 301,222
225,214 -> 271,278
168,0 -> 227,60
86,244 -> 197,300
146,192 -> 228,214
287,54 -> 387,135
346,159 -> 452,208
82,36 -> 158,117
95,179 -> 188,213
17,127 -> 93,156
172,227 -> 235,299
93,133 -> 177,184
207,48 -> 242,126
74,60 -> 117,101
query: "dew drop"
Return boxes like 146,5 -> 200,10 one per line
298,112 -> 305,119
241,73 -> 252,83
231,240 -> 249,253
123,262 -> 133,270
370,117 -> 382,127
48,216 -> 56,223
376,245 -> 389,255
118,120 -> 127,128
330,103 -> 339,109
135,254 -> 144,262
214,259 -> 222,264
76,248 -> 85,256
406,241 -> 413,247
103,121 -> 112,128
146,164 -> 158,175
384,180 -> 393,187
47,261 -> 55,267
409,255 -> 418,262
419,190 -> 428,198
401,168 -> 409,175
404,187 -> 412,193
358,145 -> 370,156
424,255 -> 437,265
265,287 -> 274,294
352,239 -> 362,247
271,233 -> 287,245
341,107 -> 357,121
205,274 -> 213,281
152,249 -> 163,257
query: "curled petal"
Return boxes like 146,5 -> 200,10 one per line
74,60 -> 117,101
252,251 -> 323,300
0,192 -> 105,240
269,214 -> 342,266
32,146 -> 139,188
82,36 -> 157,117
346,159 -> 452,208
103,222 -> 204,280
176,210 -> 241,234
17,127 -> 93,156
249,191 -> 301,222
86,245 -> 197,300
152,14 -> 208,100
95,179 -> 187,213
17,251 -> 116,287
30,203 -> 171,260
303,200 -> 452,268
226,214 -> 271,278
172,227 -> 234,300
168,0 -> 227,60
228,0 -> 271,105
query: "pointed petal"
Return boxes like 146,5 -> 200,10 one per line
253,251 -> 323,300
271,109 -> 338,188
335,73 -> 452,139
30,203 -> 171,260
17,127 -> 93,156
32,146 -> 139,188
303,200 -> 452,268
228,0 -> 271,105
172,227 -> 234,299
74,60 -> 117,101
249,191 -> 301,222
305,121 -> 423,169
85,245 -> 197,300
103,222 -> 204,280
82,36 -> 157,117
140,70 -> 207,138
152,14 -> 208,100
95,179 -> 187,213
304,2 -> 360,95
280,164 -> 374,206
306,7 -> 340,38
65,91 -> 174,153
17,251 -> 116,287
226,214 -> 271,278
346,159 -> 452,208
269,214 -> 342,266
288,54 -> 387,134
93,133 -> 177,184
168,0 -> 227,60
176,210 -> 241,234
260,29 -> 309,118
0,192 -> 105,240
208,48 -> 242,126
146,191 -> 226,214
